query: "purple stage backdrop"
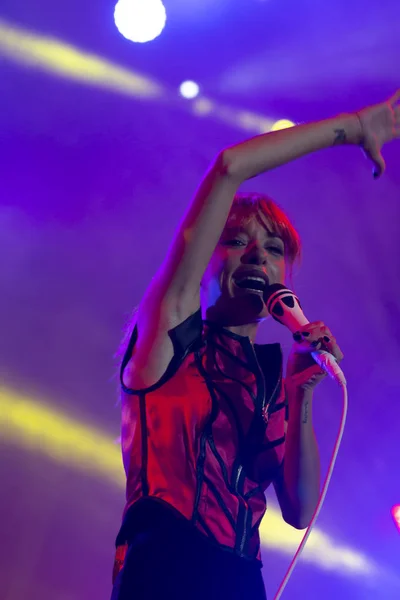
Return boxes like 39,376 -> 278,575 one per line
0,1 -> 399,599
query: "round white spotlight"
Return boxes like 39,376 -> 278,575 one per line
179,81 -> 200,99
114,0 -> 167,44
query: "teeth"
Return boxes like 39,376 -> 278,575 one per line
234,276 -> 267,292
236,277 -> 266,286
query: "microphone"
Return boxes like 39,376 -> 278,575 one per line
264,284 -> 346,386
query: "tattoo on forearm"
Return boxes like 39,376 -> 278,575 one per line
302,401 -> 309,424
334,128 -> 347,144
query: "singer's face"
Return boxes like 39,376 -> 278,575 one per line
201,209 -> 286,324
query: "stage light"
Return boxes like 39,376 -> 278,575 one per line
0,18 -> 162,98
179,80 -> 200,99
0,19 -> 293,135
271,118 -> 296,132
392,505 -> 400,532
192,97 -> 214,115
114,0 -> 167,43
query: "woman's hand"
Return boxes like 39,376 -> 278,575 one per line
285,322 -> 344,392
357,89 -> 400,179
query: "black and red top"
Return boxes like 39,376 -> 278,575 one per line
116,309 -> 286,564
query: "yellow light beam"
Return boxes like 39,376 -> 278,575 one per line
260,509 -> 376,574
0,385 -> 377,576
0,18 -> 162,99
0,385 -> 124,487
0,18 -> 295,134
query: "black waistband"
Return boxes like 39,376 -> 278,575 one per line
116,498 -> 200,546
116,497 -> 263,575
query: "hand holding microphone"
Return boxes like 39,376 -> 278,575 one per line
264,284 -> 346,387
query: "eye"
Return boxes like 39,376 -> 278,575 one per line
266,245 -> 284,256
223,239 -> 246,247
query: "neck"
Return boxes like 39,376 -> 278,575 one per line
204,319 -> 260,342
202,298 -> 264,342
225,322 -> 259,342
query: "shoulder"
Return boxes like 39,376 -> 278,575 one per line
121,308 -> 204,394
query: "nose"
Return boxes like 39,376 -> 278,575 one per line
242,243 -> 267,266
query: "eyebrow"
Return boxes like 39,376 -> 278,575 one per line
223,225 -> 283,242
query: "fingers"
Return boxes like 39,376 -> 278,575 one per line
321,337 -> 344,363
370,150 -> 386,179
293,321 -> 329,338
394,106 -> 400,137
390,89 -> 400,105
286,364 -> 326,390
360,145 -> 386,179
293,331 -> 333,351
357,92 -> 399,180
295,321 -> 332,336
294,336 -> 344,363
293,323 -> 344,363
363,142 -> 386,178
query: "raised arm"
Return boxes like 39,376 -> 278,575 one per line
124,93 -> 399,390
151,113 -> 363,315
224,113 -> 362,182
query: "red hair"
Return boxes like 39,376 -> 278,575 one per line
227,192 -> 301,266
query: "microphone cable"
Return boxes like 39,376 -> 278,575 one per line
273,380 -> 348,599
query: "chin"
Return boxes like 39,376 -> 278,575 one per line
241,294 -> 268,320
209,292 -> 267,325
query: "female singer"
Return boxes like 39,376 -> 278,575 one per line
111,91 -> 400,600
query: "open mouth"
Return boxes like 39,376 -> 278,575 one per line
233,276 -> 268,294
